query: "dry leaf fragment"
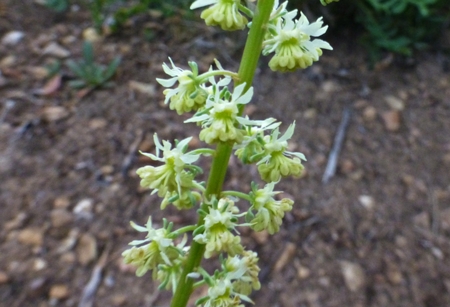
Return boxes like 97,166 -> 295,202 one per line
34,75 -> 62,96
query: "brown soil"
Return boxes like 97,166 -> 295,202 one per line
1,1 -> 450,307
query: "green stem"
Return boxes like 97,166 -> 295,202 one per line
169,2 -> 274,307
222,190 -> 252,202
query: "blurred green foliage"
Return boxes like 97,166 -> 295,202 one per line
45,0 -> 69,12
45,0 -> 449,58
291,0 -> 449,58
67,41 -> 121,89
44,0 -> 191,32
355,0 -> 449,59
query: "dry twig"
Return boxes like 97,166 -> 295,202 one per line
78,247 -> 109,307
322,107 -> 352,184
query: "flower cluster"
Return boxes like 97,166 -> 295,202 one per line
157,59 -> 208,115
195,251 -> 261,307
263,11 -> 333,72
235,120 -> 306,182
136,134 -> 203,209
194,198 -> 245,258
247,182 -> 294,234
122,218 -> 188,283
186,83 -> 254,144
191,0 -> 249,31
191,1 -> 332,72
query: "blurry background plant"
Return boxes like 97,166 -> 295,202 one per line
45,0 -> 69,12
66,41 -> 121,89
292,0 -> 450,61
43,0 -> 449,60
354,0 -> 450,60
44,0 -> 191,32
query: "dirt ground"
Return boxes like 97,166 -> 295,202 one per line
1,1 -> 450,307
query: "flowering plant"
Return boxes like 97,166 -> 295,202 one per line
122,1 -> 335,306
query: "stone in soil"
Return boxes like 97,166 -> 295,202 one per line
50,209 -> 73,228
340,260 -> 366,292
49,284 -> 69,299
76,233 -> 98,265
382,110 -> 401,132
17,228 -> 44,246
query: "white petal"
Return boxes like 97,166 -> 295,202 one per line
177,137 -> 193,150
156,77 -> 178,87
311,38 -> 333,50
287,151 -> 306,161
278,122 -> 295,142
235,86 -> 253,105
184,114 -> 210,123
129,239 -> 149,245
190,0 -> 217,10
139,151 -> 160,161
130,221 -> 148,232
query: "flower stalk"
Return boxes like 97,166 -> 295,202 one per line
169,2 -> 275,306
122,0 -> 335,306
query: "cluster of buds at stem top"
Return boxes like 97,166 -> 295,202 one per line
191,0 -> 333,72
122,0 -> 338,306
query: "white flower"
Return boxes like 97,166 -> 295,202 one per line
263,11 -> 332,71
193,198 -> 244,258
122,218 -> 187,277
249,182 -> 294,234
234,118 -> 281,164
191,0 -> 248,31
256,122 -> 306,182
185,83 -> 254,144
136,134 -> 200,198
157,58 -> 208,114
199,277 -> 252,307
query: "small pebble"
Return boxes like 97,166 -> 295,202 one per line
274,243 -> 296,272
251,230 -> 269,244
0,271 -> 9,284
49,284 -> 69,300
53,196 -> 70,209
296,264 -> 310,279
111,294 -> 127,306
128,80 -> 156,96
42,42 -> 71,58
89,118 -> 108,129
83,27 -> 103,43
4,212 -> 28,231
386,268 -> 403,285
60,252 -> 76,264
50,209 -> 73,228
303,108 -> 317,120
413,211 -> 430,229
362,106 -> 377,122
382,110 -> 401,132
33,258 -> 47,271
440,207 -> 450,231
384,95 -> 405,111
2,31 -> 25,45
340,261 -> 366,292
0,55 -> 17,69
42,106 -> 69,122
76,233 -> 97,265
73,198 -> 94,220
358,195 -> 375,210
18,228 -> 43,246
27,277 -> 48,298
